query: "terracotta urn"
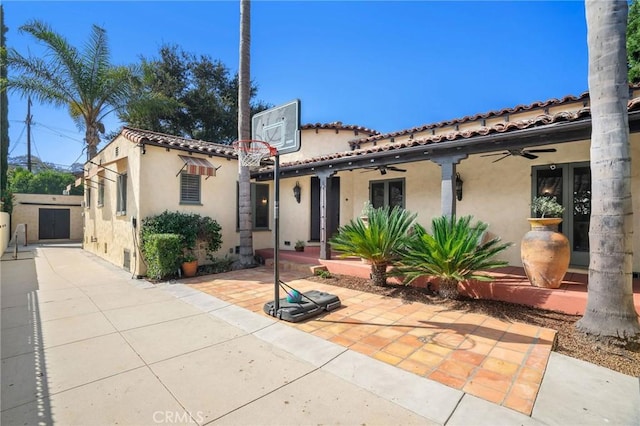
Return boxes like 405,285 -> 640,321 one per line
521,218 -> 570,289
181,260 -> 198,278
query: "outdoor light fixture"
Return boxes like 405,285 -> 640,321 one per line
293,181 -> 301,203
455,173 -> 464,201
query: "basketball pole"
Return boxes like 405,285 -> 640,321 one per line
273,150 -> 280,313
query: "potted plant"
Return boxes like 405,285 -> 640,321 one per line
294,240 -> 306,252
521,196 -> 570,289
181,251 -> 198,278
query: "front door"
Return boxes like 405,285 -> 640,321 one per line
533,162 -> 591,267
310,176 -> 340,241
39,208 -> 71,240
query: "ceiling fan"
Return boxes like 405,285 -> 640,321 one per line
362,165 -> 407,175
480,148 -> 557,163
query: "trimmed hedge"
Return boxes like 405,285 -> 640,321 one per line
141,211 -> 223,254
143,233 -> 182,280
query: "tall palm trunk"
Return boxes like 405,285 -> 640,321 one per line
237,0 -> 254,267
577,0 -> 640,339
85,123 -> 100,160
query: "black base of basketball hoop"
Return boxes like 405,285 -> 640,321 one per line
263,290 -> 341,323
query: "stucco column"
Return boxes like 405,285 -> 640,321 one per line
432,154 -> 468,217
317,170 -> 335,260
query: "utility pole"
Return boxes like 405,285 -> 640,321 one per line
26,97 -> 32,172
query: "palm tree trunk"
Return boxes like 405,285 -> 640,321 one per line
237,0 -> 254,267
370,263 -> 388,287
576,0 -> 640,339
85,124 -> 100,160
438,278 -> 460,300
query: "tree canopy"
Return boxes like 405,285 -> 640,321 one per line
120,44 -> 270,144
8,167 -> 82,195
628,0 -> 640,83
2,20 -> 131,160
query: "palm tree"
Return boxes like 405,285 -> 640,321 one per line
330,206 -> 417,287
237,0 -> 254,267
576,0 -> 640,339
3,20 -> 129,160
396,215 -> 510,300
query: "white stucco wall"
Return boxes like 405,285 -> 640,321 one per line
11,193 -> 83,243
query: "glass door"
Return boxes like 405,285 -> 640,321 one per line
532,162 -> 591,267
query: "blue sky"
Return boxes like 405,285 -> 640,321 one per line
3,1 -> 588,169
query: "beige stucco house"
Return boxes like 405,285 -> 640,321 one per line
85,86 -> 640,277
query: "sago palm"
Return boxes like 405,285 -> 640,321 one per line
330,206 -> 417,286
3,20 -> 130,160
397,215 -> 511,299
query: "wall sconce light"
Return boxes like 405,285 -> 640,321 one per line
293,181 -> 301,204
455,173 -> 463,201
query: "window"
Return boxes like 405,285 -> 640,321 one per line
370,178 -> 405,209
97,178 -> 105,207
85,183 -> 91,208
116,173 -> 127,215
236,182 -> 270,230
253,183 -> 269,229
180,173 -> 201,204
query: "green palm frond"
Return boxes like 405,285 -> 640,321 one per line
330,205 -> 417,265
398,215 -> 511,287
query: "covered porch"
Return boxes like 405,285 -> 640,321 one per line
254,246 -> 640,316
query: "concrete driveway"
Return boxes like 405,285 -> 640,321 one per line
1,244 -> 638,425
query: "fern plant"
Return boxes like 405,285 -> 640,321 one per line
397,215 -> 511,299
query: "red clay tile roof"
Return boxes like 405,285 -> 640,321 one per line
120,127 -> 236,158
279,96 -> 640,169
348,86 -> 640,147
301,122 -> 379,135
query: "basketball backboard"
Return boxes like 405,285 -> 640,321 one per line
252,99 -> 300,155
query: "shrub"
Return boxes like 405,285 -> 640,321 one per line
201,255 -> 235,274
315,269 -> 332,279
143,233 -> 182,280
396,215 -> 511,299
330,205 -> 417,286
141,210 -> 223,256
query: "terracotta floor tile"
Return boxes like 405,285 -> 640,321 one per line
398,358 -> 434,376
488,347 -> 526,365
349,342 -> 379,357
450,350 -> 486,366
508,381 -> 539,401
482,357 -> 521,377
463,380 -> 506,404
507,322 -> 541,338
437,359 -> 477,380
329,335 -> 355,347
310,329 -> 334,340
380,311 -> 405,322
495,340 -> 535,353
517,366 -> 544,384
524,354 -> 549,371
422,342 -> 453,358
361,333 -> 393,349
538,328 -> 557,344
428,370 -> 466,390
373,327 -> 405,339
468,341 -> 496,356
503,394 -> 535,415
469,368 -> 512,393
408,349 -> 445,368
474,327 -> 506,341
382,341 -> 416,358
431,331 -> 470,350
397,334 -> 425,348
373,351 -> 403,365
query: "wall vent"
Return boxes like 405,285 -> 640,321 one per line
123,249 -> 131,272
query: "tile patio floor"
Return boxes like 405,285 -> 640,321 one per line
186,267 -> 556,416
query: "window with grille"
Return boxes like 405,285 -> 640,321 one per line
116,173 -> 127,215
370,178 -> 405,209
180,173 -> 201,204
85,183 -> 91,208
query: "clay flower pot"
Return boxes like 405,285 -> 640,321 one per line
521,218 -> 570,289
181,260 -> 198,278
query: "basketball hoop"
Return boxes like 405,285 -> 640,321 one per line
232,140 -> 277,167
